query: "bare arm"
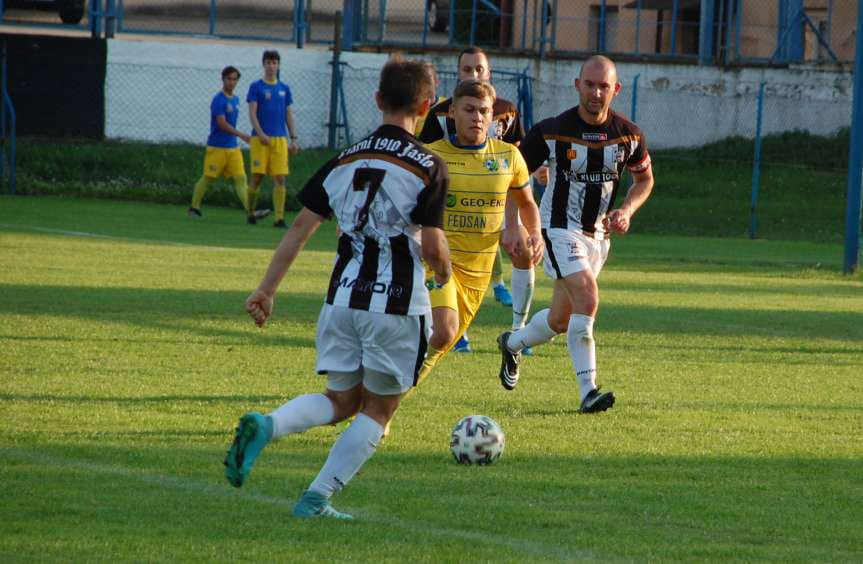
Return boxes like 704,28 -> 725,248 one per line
286,107 -> 300,154
421,226 -> 451,287
216,115 -> 250,143
246,208 -> 325,326
605,167 -> 654,235
502,186 -> 544,266
248,101 -> 269,145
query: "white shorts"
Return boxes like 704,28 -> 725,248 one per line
315,304 -> 430,395
541,228 -> 610,279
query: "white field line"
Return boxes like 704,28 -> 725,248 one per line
5,449 -> 593,562
0,223 -> 248,252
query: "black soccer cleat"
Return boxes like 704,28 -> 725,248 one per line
247,214 -> 257,225
497,331 -> 520,391
188,207 -> 202,217
579,388 -> 615,413
273,219 -> 287,228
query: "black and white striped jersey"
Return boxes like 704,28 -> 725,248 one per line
520,107 -> 651,236
298,124 -> 448,316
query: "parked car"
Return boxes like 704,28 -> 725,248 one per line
426,0 -> 450,32
3,0 -> 86,24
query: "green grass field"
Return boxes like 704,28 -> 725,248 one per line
1,196 -> 862,562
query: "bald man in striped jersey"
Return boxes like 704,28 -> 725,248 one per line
497,55 -> 654,413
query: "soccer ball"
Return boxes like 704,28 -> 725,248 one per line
449,415 -> 505,465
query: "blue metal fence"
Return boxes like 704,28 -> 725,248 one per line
1,1 -> 856,65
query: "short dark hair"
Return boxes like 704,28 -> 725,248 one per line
221,66 -> 241,79
377,55 -> 435,114
452,79 -> 496,103
457,46 -> 488,68
262,50 -> 281,63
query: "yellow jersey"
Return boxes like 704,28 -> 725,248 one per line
427,137 -> 530,289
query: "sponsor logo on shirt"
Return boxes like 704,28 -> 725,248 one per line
279,90 -> 286,97
226,105 -> 234,113
447,194 -> 457,208
459,197 -> 505,208
265,91 -> 272,100
582,132 -> 607,141
484,158 -> 509,172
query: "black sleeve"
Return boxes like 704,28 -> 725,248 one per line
503,108 -> 526,145
419,99 -> 448,144
518,122 -> 550,173
297,158 -> 337,218
410,160 -> 448,228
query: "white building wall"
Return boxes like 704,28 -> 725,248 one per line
106,39 -> 853,149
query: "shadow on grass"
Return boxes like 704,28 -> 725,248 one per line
3,283 -> 862,344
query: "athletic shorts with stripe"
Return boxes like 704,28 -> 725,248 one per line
542,228 -> 611,279
314,304 -> 430,395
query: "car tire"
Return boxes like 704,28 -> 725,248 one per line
59,0 -> 85,24
428,0 -> 447,32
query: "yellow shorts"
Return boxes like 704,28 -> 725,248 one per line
203,146 -> 245,179
429,267 -> 488,344
250,136 -> 289,176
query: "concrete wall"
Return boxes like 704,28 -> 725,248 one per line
105,38 -> 853,149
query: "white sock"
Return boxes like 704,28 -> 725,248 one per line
567,314 -> 597,401
506,308 -> 558,353
510,267 -> 535,330
268,393 -> 334,439
308,413 -> 383,498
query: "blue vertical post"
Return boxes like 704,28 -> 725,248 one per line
723,0 -> 735,64
342,1 -> 357,51
209,0 -> 216,36
630,74 -> 640,121
634,0 -> 642,54
538,0 -> 549,58
421,0 -> 429,46
776,0 -> 804,63
749,82 -> 766,240
670,0 -> 679,54
520,0 -> 528,49
734,0 -> 741,60
295,0 -> 306,48
329,12 -> 343,149
116,0 -> 124,32
447,0 -> 455,45
1,40 -> 15,195
843,3 -> 863,273
698,0 -> 714,64
105,0 -> 115,37
470,0 -> 477,46
598,0 -> 606,52
378,0 -> 388,44
90,0 -> 102,38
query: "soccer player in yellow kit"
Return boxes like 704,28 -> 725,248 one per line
189,66 -> 268,220
247,50 -> 300,227
419,79 -> 544,386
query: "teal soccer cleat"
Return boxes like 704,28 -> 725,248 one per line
292,490 -> 354,521
224,412 -> 273,488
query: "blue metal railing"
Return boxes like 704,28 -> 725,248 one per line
0,2 -> 852,65
1,39 -> 16,195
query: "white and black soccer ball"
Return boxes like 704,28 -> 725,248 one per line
449,415 -> 505,465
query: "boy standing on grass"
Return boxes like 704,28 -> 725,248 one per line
247,50 -> 300,228
224,57 -> 451,520
497,55 -> 654,413
188,66 -> 269,221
